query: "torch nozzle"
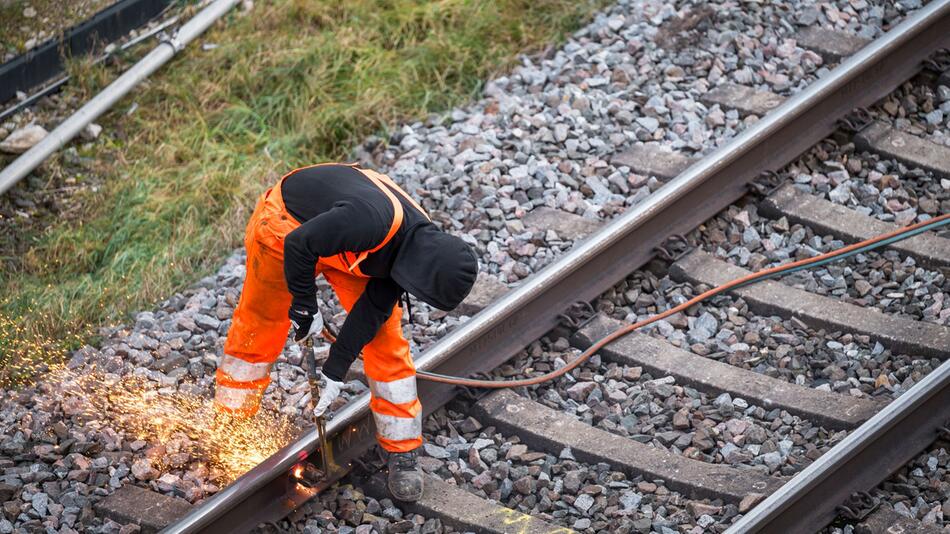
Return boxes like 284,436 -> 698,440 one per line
302,337 -> 332,478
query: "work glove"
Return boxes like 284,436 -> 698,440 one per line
314,375 -> 344,417
290,305 -> 324,343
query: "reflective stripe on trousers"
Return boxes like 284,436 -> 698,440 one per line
368,375 -> 421,448
214,354 -> 273,416
219,354 -> 272,382
369,374 -> 417,405
374,411 -> 423,442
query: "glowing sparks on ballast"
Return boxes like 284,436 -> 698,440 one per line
46,363 -> 300,483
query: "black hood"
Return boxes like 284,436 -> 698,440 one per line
391,224 -> 478,311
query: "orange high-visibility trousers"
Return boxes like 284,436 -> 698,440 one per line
216,167 -> 423,453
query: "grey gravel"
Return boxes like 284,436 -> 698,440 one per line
492,338 -> 844,478
419,407 -> 735,533
0,0 -> 933,532
352,0 -> 869,293
694,204 -> 950,326
593,268 -> 939,399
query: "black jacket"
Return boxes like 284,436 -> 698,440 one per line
281,164 -> 477,382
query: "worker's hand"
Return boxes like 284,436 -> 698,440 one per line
290,305 -> 324,343
314,376 -> 344,417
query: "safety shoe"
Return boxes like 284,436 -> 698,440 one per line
387,449 -> 424,502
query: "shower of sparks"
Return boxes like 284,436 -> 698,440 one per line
9,358 -> 301,484
55,365 -> 300,482
1,310 -> 303,485
0,310 -> 85,387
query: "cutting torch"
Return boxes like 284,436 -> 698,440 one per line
302,337 -> 332,479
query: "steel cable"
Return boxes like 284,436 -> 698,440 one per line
321,214 -> 949,388
413,213 -> 950,387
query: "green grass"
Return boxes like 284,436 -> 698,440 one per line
0,0 -> 606,374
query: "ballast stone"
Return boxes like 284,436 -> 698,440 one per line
795,26 -> 870,63
81,123 -> 103,141
454,274 -> 508,316
0,124 -> 48,154
701,82 -> 786,118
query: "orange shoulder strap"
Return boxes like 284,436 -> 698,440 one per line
282,164 -> 424,273
348,168 -> 431,272
364,169 -> 430,222
360,171 -> 404,253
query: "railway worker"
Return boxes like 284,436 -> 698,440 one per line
214,163 -> 478,502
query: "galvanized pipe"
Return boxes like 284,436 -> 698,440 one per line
0,0 -> 240,196
163,1 -> 950,532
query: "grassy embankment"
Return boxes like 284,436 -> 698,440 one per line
0,0 -> 606,375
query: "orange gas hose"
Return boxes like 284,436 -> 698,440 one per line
324,213 -> 949,389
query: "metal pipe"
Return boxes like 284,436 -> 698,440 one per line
163,2 -> 950,531
0,0 -> 239,196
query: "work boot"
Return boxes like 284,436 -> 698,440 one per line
387,449 -> 424,502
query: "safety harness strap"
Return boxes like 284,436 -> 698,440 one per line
346,167 -> 431,272
362,169 -> 431,222
359,171 -> 404,254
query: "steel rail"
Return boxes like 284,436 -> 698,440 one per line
162,2 -> 950,532
726,359 -> 950,534
0,0 -> 241,196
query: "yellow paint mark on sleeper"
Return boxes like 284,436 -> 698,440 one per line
497,506 -> 574,534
